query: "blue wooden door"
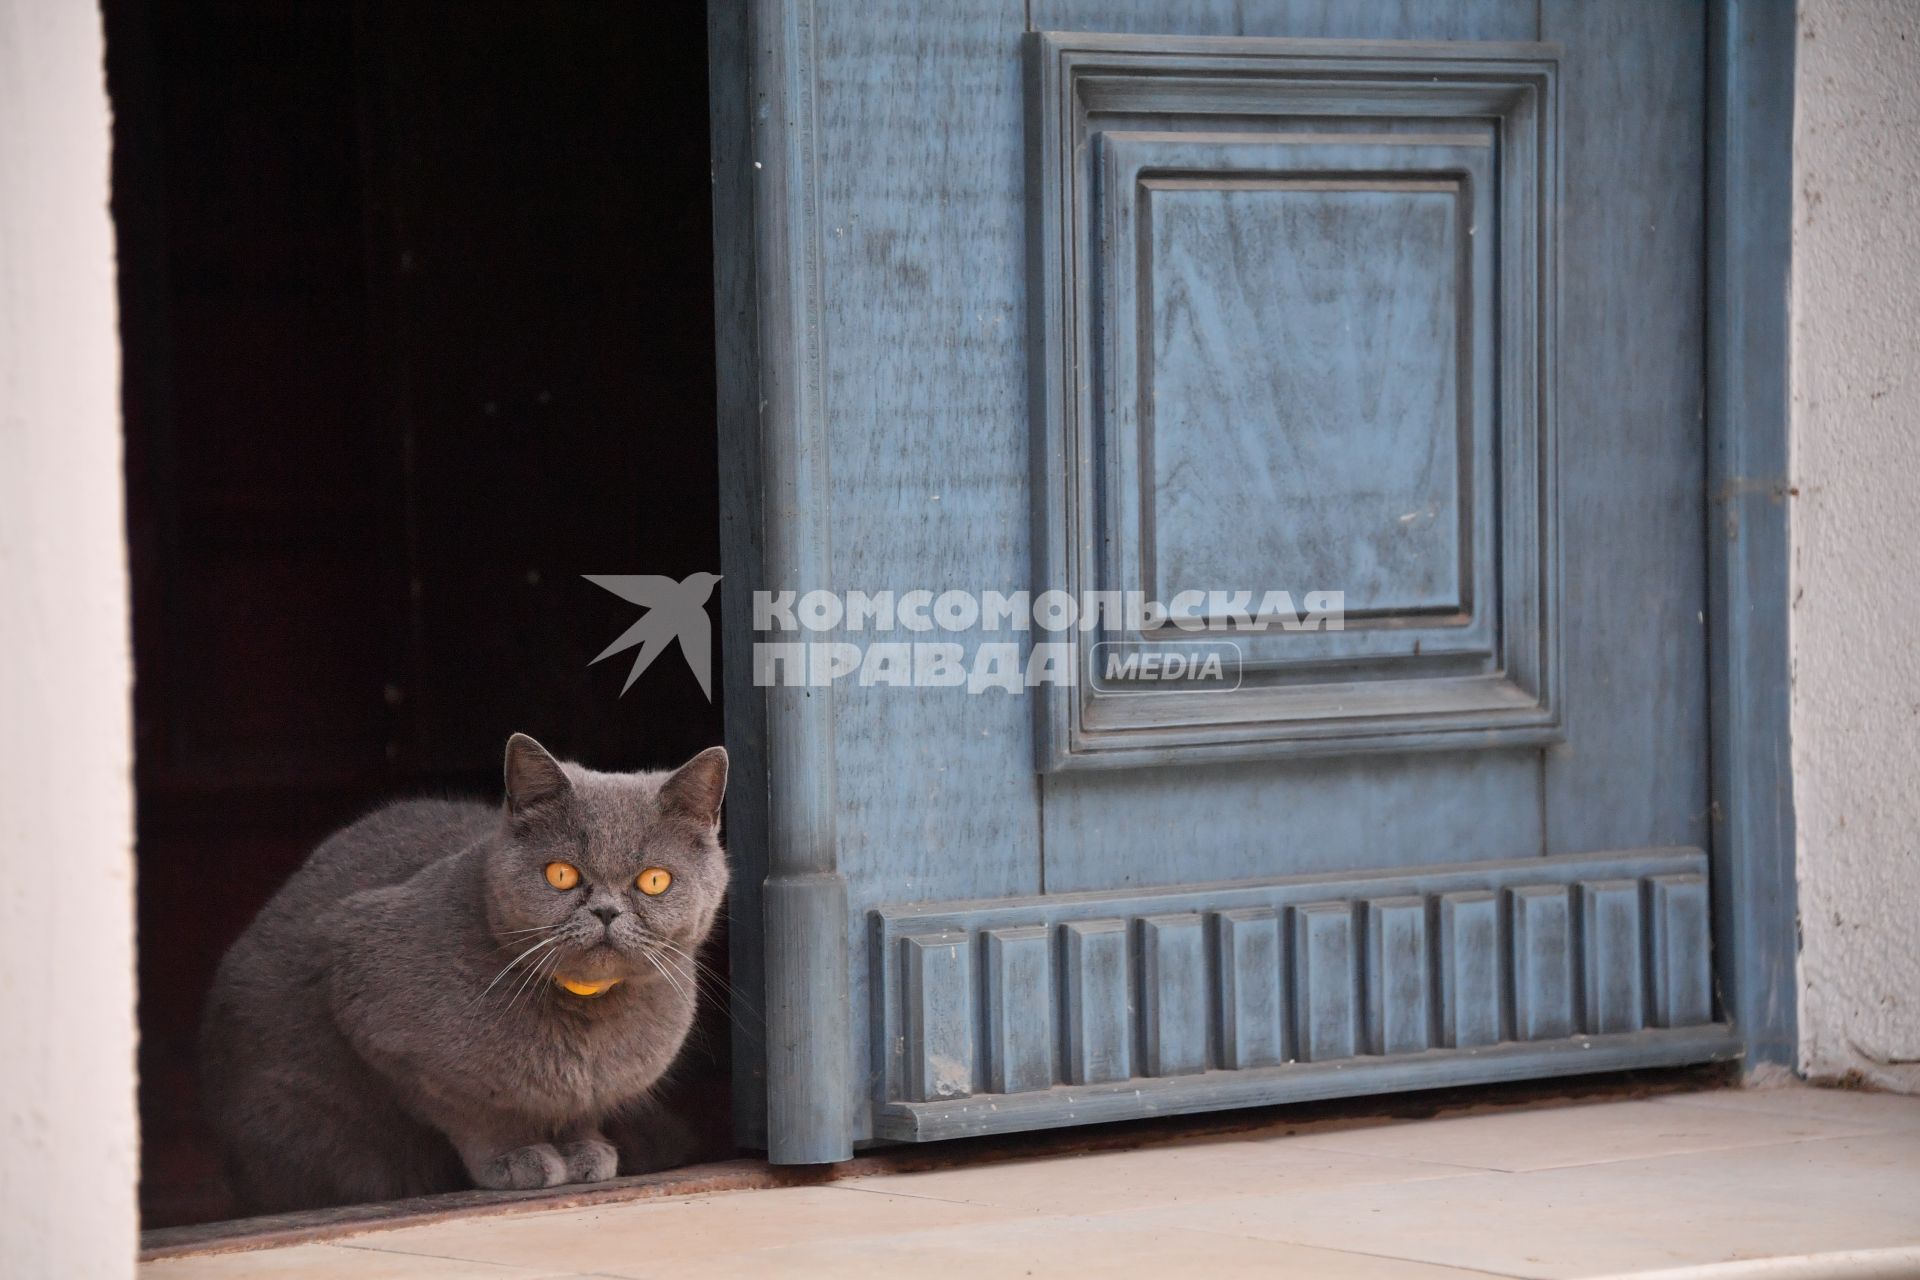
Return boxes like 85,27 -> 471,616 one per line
715,0 -> 1737,1162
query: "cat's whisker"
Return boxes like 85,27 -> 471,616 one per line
636,932 -> 764,1020
689,994 -> 764,1047
655,949 -> 703,1007
631,931 -> 708,973
504,943 -> 564,1018
634,936 -> 710,993
469,933 -> 564,1007
636,948 -> 672,995
500,954 -> 541,1016
503,955 -> 549,1028
641,942 -> 741,1002
525,941 -> 569,1006
698,996 -> 766,1048
639,948 -> 692,1004
631,935 -> 765,1046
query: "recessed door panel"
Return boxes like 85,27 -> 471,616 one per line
1031,37 -> 1559,768
1146,178 -> 1466,619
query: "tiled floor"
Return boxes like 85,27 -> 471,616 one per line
143,1086 -> 1920,1279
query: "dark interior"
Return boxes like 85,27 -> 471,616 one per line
104,0 -> 730,1227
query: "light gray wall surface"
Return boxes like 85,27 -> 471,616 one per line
0,0 -> 138,1274
1791,0 -> 1920,1093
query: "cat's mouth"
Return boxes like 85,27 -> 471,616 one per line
552,941 -> 629,995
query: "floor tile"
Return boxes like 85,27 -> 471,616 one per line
627,1216 -> 1501,1280
1612,1246 -> 1920,1280
1653,1086 -> 1920,1132
338,1186 -> 1018,1275
143,1243 -> 565,1280
835,1136 -> 1478,1215
138,1095 -> 1920,1280
1128,1132 -> 1920,1279
1280,1096 -> 1880,1172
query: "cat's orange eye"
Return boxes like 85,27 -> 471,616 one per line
544,861 -> 580,890
636,867 -> 672,896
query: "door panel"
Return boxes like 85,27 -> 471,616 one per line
870,848 -> 1726,1138
1040,750 -> 1544,893
810,0 -> 1041,1150
1029,0 -> 1538,44
733,0 -> 1724,1156
1539,0 -> 1710,858
818,0 -> 1041,900
1030,36 -> 1558,765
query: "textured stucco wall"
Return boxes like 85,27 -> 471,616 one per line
1791,0 -> 1920,1092
0,0 -> 139,1275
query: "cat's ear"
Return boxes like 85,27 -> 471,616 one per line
504,733 -> 571,815
659,746 -> 728,827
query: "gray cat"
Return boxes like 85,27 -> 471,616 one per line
200,734 -> 729,1214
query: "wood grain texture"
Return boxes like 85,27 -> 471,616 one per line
1144,182 -> 1462,614
1580,879 -> 1647,1035
1511,886 -> 1575,1042
726,0 -> 1773,1160
711,0 -> 862,1166
1437,890 -> 1503,1049
707,0 -> 774,1154
1365,897 -> 1432,1056
1291,902 -> 1357,1063
1703,0 -> 1799,1069
1216,907 -> 1286,1069
812,0 -> 1041,1148
1647,873 -> 1714,1030
1063,920 -> 1134,1085
1027,0 -> 1537,41
1537,1 -> 1710,859
876,1027 -> 1742,1142
1100,129 -> 1503,676
1140,913 -> 1211,1076
867,850 -> 1726,1135
903,932 -> 976,1101
1030,32 -> 1561,768
1041,749 -> 1543,895
986,926 -> 1057,1094
764,874 -> 853,1159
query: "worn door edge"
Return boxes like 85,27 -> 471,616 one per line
716,0 -> 857,1165
1704,0 -> 1798,1072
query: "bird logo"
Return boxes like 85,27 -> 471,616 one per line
583,572 -> 722,700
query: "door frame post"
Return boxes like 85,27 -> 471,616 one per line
1704,0 -> 1798,1071
713,0 -> 856,1164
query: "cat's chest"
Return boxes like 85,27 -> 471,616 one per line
501,1000 -> 686,1112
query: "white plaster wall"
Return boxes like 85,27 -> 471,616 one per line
1791,0 -> 1920,1093
0,1 -> 139,1275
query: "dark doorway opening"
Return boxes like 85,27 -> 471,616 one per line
105,0 -> 730,1228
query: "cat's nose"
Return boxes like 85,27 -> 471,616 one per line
589,903 -> 620,925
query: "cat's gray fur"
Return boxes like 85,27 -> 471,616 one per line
200,734 -> 728,1214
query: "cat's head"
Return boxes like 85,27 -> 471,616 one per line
483,733 -> 729,999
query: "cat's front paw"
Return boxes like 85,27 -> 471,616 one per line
473,1142 -> 567,1190
558,1136 -> 619,1184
